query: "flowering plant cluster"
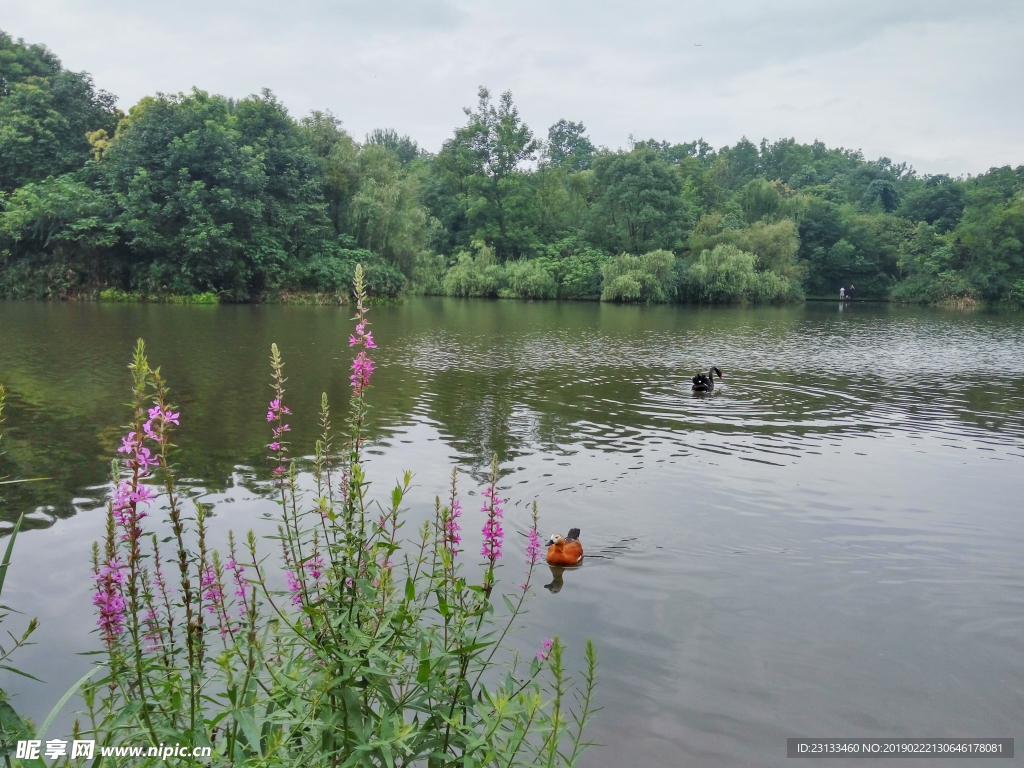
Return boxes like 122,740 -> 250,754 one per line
68,265 -> 596,767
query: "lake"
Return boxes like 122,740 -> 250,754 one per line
1,298 -> 1022,767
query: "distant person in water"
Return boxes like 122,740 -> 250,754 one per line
848,284 -> 856,301
839,286 -> 845,300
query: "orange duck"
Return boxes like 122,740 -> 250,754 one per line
546,528 -> 584,566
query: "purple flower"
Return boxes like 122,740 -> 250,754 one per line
134,446 -> 158,472
118,432 -> 138,454
143,605 -> 162,651
537,638 -> 554,660
526,526 -> 542,565
480,485 -> 504,563
201,565 -> 225,616
446,498 -> 463,549
286,570 -> 303,606
268,442 -> 281,452
351,353 -> 375,392
131,485 -> 156,504
267,398 -> 290,422
226,558 -> 245,599
308,553 -> 324,581
348,296 -> 377,395
226,552 -> 251,622
93,557 -> 127,645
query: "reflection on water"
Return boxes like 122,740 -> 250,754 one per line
1,298 -> 1023,767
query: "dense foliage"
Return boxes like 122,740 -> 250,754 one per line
2,32 -> 1022,305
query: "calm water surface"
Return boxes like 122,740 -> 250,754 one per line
1,299 -> 1022,767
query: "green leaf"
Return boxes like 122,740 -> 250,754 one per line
234,708 -> 263,756
0,512 -> 26,598
0,665 -> 42,682
0,698 -> 30,757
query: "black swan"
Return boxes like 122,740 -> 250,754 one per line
691,366 -> 723,392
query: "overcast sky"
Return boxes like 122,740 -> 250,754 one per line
3,0 -> 1022,176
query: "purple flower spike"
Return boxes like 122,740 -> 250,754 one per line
480,485 -> 504,563
526,526 -> 542,565
446,498 -> 463,549
93,557 -> 128,646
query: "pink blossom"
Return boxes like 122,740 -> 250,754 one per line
134,446 -> 158,471
162,409 -> 179,426
308,553 -> 324,581
526,526 -> 542,565
201,565 -> 224,616
267,398 -> 291,422
537,638 -> 554,661
480,486 -> 504,563
286,570 -> 303,606
350,353 -> 374,392
118,432 -> 139,454
226,559 -> 246,600
446,498 -> 462,549
143,605 -> 162,651
93,557 -> 127,644
226,556 -> 251,622
131,485 -> 156,504
268,442 -> 281,452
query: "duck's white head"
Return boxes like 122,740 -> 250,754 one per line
546,533 -> 564,546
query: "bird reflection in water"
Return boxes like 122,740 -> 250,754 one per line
544,565 -> 576,593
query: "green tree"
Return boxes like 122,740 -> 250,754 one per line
365,127 -> 424,165
0,31 -> 118,191
0,175 -> 117,297
102,89 -> 334,296
899,175 -> 966,234
588,147 -> 682,254
682,243 -> 796,303
432,87 -> 539,260
349,143 -> 429,275
544,119 -> 596,171
600,249 -> 676,303
298,109 -> 360,233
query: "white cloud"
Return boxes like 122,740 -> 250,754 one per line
2,0 -> 1021,174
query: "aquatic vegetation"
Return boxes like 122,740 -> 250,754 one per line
75,265 -> 597,766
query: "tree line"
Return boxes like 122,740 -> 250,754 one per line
1,31 -> 1022,305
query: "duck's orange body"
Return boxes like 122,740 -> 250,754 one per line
546,528 -> 583,566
